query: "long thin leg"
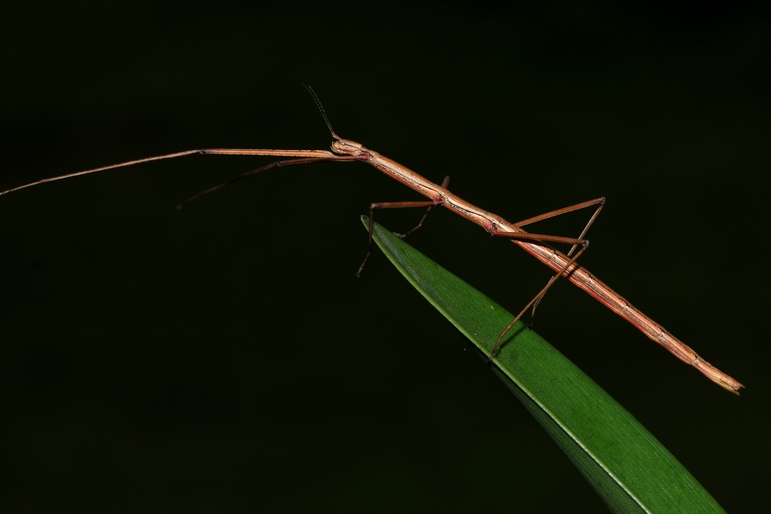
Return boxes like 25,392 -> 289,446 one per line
177,155 -> 356,208
355,176 -> 450,277
490,198 -> 605,319
486,198 -> 606,357
490,197 -> 605,247
526,198 -> 605,319
0,147 -> 338,198
513,198 -> 606,231
517,197 -> 606,258
489,242 -> 590,358
394,176 -> 451,238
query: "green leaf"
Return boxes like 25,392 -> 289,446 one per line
363,217 -> 725,513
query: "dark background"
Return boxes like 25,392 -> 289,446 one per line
1,1 -> 768,512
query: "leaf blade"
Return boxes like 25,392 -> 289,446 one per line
365,217 -> 724,513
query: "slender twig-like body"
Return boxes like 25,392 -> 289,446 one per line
336,139 -> 743,394
1,128 -> 744,395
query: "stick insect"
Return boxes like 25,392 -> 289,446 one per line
1,87 -> 744,394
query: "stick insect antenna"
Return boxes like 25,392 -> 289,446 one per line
303,84 -> 341,140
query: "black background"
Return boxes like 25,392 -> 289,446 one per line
1,2 -> 768,512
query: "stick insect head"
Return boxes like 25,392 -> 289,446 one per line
330,137 -> 369,160
303,84 -> 370,161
